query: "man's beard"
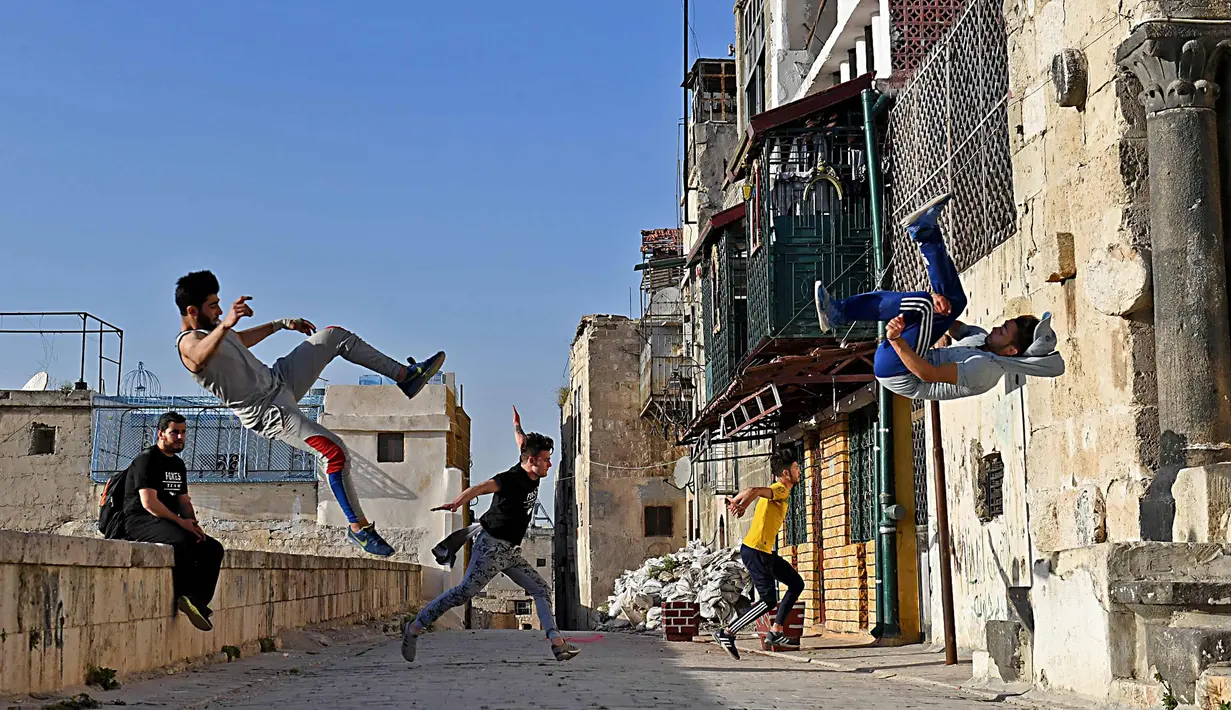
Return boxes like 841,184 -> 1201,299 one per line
195,312 -> 219,331
161,440 -> 185,453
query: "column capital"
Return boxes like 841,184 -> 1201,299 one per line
1117,22 -> 1231,113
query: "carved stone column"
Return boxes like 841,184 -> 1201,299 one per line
1119,25 -> 1231,538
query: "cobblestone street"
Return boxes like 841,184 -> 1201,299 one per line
9,629 -> 1062,710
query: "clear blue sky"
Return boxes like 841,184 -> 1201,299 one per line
0,1 -> 735,515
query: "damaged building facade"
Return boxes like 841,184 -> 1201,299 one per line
555,312 -> 688,630
630,0 -> 1231,706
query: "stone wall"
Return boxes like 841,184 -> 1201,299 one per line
0,530 -> 421,697
566,316 -> 687,626
0,391 -> 94,531
927,0 -> 1158,656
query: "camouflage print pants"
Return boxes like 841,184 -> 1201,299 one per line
416,531 -> 560,639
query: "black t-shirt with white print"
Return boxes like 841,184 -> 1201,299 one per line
124,446 -> 189,519
479,462 -> 540,545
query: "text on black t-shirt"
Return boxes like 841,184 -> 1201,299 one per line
124,446 -> 189,519
479,463 -> 540,544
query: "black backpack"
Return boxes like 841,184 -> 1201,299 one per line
98,469 -> 129,539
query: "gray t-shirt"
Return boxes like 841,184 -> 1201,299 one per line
878,332 -> 1006,401
176,328 -> 282,430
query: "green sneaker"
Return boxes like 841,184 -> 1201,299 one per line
177,596 -> 213,632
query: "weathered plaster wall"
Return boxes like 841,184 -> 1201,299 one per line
320,384 -> 467,611
0,391 -> 94,531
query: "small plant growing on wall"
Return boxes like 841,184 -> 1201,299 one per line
1155,672 -> 1178,710
258,637 -> 276,653
84,665 -> 119,690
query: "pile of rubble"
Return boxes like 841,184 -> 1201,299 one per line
595,540 -> 752,632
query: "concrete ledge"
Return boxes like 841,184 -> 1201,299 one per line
0,530 -> 422,697
1111,581 -> 1231,607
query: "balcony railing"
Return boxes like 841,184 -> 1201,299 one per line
746,111 -> 878,351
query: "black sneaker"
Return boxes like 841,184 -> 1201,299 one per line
712,629 -> 740,660
397,352 -> 446,401
766,631 -> 800,649
177,596 -> 213,632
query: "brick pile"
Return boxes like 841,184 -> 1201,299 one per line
661,600 -> 700,642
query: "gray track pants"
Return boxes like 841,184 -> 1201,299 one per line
258,326 -> 406,524
416,531 -> 560,639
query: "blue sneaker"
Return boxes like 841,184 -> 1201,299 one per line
397,351 -> 446,401
901,192 -> 953,241
814,281 -> 840,334
347,523 -> 395,557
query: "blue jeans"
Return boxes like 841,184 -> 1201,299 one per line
833,221 -> 967,378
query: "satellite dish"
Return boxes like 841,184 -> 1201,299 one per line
22,372 -> 49,391
671,456 -> 692,489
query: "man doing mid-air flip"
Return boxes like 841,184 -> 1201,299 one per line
175,270 -> 445,557
814,193 -> 1064,401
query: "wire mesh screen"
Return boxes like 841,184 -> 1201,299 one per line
848,409 -> 877,543
910,399 -> 929,527
886,0 -> 1015,292
91,395 -> 322,483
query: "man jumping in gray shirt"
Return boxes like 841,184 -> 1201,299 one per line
174,270 -> 445,557
814,194 -> 1065,400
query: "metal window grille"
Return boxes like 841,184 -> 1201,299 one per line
710,442 -> 739,496
708,230 -> 749,400
91,395 -> 322,483
514,600 -> 532,616
848,409 -> 877,543
748,117 -> 878,348
981,452 -> 1005,520
886,0 -> 1015,292
783,441 -> 809,546
910,399 -> 929,527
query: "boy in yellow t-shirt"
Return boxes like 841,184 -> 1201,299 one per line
712,447 -> 804,660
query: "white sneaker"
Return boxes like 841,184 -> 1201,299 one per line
815,281 -> 834,333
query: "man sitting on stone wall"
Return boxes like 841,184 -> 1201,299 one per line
122,411 -> 224,632
814,193 -> 1065,400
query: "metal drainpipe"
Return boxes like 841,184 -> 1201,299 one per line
861,86 -> 900,639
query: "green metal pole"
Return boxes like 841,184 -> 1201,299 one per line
861,86 -> 899,639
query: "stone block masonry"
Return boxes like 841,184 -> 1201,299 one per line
662,600 -> 700,642
0,530 -> 422,697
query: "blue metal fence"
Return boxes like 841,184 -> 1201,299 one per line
90,395 -> 323,483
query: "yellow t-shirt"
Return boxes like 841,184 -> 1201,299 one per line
742,481 -> 791,553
